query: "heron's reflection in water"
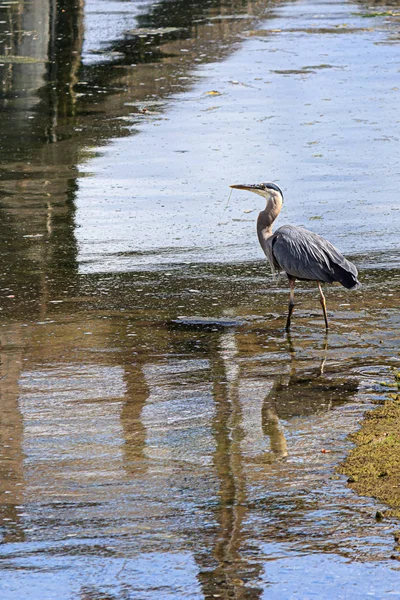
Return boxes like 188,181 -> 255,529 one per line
261,334 -> 358,462
261,404 -> 288,462
262,335 -> 327,462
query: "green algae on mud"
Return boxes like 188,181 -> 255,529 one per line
340,374 -> 400,517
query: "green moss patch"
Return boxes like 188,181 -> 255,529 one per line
340,379 -> 400,516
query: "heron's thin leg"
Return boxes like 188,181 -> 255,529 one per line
319,334 -> 329,375
317,282 -> 329,330
286,277 -> 295,331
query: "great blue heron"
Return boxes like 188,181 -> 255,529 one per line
230,182 -> 359,330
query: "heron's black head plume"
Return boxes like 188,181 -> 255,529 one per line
259,182 -> 283,198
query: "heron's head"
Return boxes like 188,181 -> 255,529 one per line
230,182 -> 284,203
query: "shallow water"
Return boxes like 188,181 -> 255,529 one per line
0,0 -> 400,598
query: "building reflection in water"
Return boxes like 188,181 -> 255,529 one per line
0,325 -> 25,543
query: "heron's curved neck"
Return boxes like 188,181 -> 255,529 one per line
257,195 -> 282,243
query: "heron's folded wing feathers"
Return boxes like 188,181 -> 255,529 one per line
271,226 -> 358,287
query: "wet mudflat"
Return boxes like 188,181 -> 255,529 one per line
0,0 -> 400,598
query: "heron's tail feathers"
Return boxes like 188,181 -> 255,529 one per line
328,259 -> 360,289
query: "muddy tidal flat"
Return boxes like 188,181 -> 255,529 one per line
0,0 -> 400,598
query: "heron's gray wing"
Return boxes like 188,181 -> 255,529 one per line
271,225 -> 359,287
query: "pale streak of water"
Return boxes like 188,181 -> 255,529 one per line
76,0 -> 400,271
0,0 -> 399,598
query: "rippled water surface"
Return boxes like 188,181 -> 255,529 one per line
0,0 -> 400,598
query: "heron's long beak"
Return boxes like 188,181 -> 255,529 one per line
230,184 -> 260,191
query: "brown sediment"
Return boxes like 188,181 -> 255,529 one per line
339,373 -> 400,517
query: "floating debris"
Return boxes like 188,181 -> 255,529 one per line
360,11 -> 400,18
170,316 -> 243,330
86,50 -> 125,59
125,27 -> 183,36
0,54 -> 46,64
